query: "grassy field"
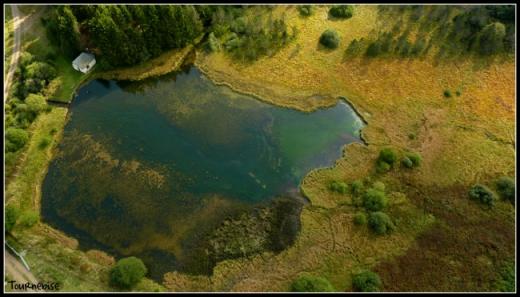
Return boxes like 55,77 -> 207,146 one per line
188,5 -> 515,292
5,4 -> 514,292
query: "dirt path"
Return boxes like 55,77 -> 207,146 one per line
4,5 -> 23,103
4,249 -> 39,292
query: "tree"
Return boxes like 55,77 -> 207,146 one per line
352,270 -> 382,292
363,188 -> 388,211
378,148 -> 397,166
496,177 -> 515,204
368,211 -> 395,235
110,257 -> 147,289
290,275 -> 336,292
468,184 -> 497,207
6,205 -> 21,232
351,180 -> 364,196
366,41 -> 381,57
320,29 -> 340,49
330,180 -> 349,194
478,22 -> 506,55
298,5 -> 314,17
6,128 -> 29,152
25,61 -> 57,82
25,94 -> 48,115
329,5 -> 354,19
45,6 -> 81,58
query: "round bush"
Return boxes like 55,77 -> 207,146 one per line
110,257 -> 147,289
496,176 -> 515,203
25,93 -> 47,115
401,156 -> 413,168
330,180 -> 349,194
469,184 -> 497,207
368,212 -> 395,235
353,212 -> 367,225
6,127 -> 29,152
290,275 -> 336,292
406,152 -> 422,167
378,148 -> 397,165
363,189 -> 388,211
298,5 -> 313,17
443,90 -> 452,98
38,136 -> 52,150
351,180 -> 364,195
352,270 -> 382,292
329,5 -> 354,19
320,29 -> 340,49
376,161 -> 391,173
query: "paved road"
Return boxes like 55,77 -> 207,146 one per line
4,5 -> 23,103
4,248 -> 39,292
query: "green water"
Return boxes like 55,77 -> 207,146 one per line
41,66 -> 364,279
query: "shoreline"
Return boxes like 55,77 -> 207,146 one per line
29,46 -> 371,285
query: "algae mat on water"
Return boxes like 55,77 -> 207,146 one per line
41,66 -> 364,280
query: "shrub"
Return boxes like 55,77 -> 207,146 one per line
25,93 -> 48,115
366,41 -> 381,57
401,156 -> 413,168
330,180 -> 349,194
352,270 -> 382,292
110,257 -> 147,289
368,211 -> 395,235
6,127 -> 29,152
351,180 -> 364,195
376,161 -> 391,173
496,176 -> 515,204
298,5 -> 314,17
378,148 -> 397,166
478,22 -> 506,55
290,275 -> 336,292
319,29 -> 340,49
38,136 -> 52,150
372,181 -> 385,192
346,38 -> 365,56
402,152 -> 421,168
363,188 -> 388,211
455,90 -> 462,96
468,184 -> 497,207
6,205 -> 21,232
443,90 -> 452,98
25,61 -> 57,82
406,152 -> 422,167
329,5 -> 354,19
353,212 -> 367,225
18,210 -> 40,228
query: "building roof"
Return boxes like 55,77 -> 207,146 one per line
72,52 -> 95,69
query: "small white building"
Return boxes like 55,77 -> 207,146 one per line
72,52 -> 96,74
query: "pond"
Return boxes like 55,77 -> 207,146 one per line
41,66 -> 364,280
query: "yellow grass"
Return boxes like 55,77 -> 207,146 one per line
172,5 -> 516,291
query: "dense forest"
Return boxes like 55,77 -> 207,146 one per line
43,5 -> 296,68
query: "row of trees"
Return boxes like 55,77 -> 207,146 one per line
360,5 -> 514,59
